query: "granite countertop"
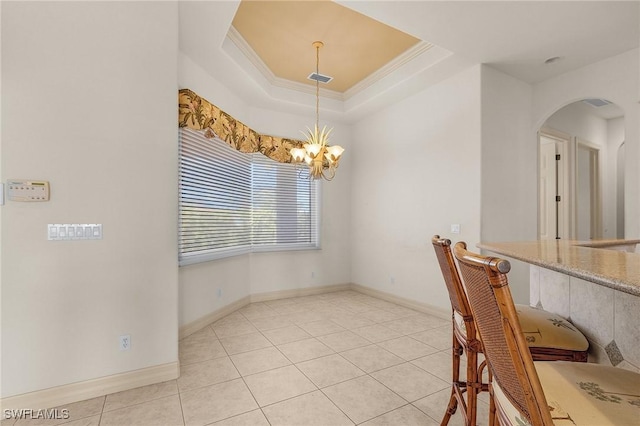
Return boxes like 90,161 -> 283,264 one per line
477,240 -> 640,296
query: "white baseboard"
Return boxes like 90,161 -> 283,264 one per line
350,283 -> 450,320
178,284 -> 352,339
1,361 -> 179,411
250,283 -> 352,303
179,296 -> 251,340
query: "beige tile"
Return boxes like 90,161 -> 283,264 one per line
272,303 -> 314,316
263,298 -> 299,309
262,325 -> 311,345
178,356 -> 240,392
211,409 -> 269,426
317,330 -> 371,352
104,380 -> 178,412
180,378 -> 258,426
414,389 -> 491,426
330,314 -> 376,330
14,396 -> 105,426
379,305 -> 422,318
614,289 -> 640,367
352,324 -> 402,343
377,336 -> 439,361
238,303 -> 278,320
262,390 -> 353,426
100,394 -> 183,426
297,320 -> 346,337
219,332 -> 272,355
411,351 -> 452,382
358,309 -> 402,323
340,345 -> 404,373
230,346 -> 291,376
361,404 -> 438,426
569,276 -> 614,346
180,325 -> 216,342
323,376 -> 406,424
58,415 -> 101,426
213,312 -> 247,326
277,338 -> 334,363
213,318 -> 259,339
179,335 -> 227,366
243,365 -> 316,407
296,354 -> 365,388
335,301 -> 376,314
382,315 -> 448,335
371,362 -> 449,402
282,311 -> 328,324
540,268 -> 571,317
410,325 -> 452,351
247,315 -> 292,332
413,388 -> 457,425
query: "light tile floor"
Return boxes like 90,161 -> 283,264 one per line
5,290 -> 493,426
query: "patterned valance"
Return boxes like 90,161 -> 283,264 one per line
178,88 -> 304,163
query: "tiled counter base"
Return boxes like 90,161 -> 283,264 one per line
530,265 -> 640,372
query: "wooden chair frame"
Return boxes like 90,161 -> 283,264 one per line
452,241 -> 555,425
432,236 -> 488,425
432,236 -> 587,425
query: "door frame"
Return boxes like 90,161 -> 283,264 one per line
538,127 -> 571,239
575,137 -> 602,239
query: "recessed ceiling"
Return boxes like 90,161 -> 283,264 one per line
231,1 -> 421,93
179,1 -> 639,123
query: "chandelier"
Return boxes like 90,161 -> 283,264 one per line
290,41 -> 344,180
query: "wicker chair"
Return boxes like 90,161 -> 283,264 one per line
453,241 -> 640,426
431,236 -> 589,425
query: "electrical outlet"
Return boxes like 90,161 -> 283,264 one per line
216,288 -> 222,298
119,335 -> 131,351
451,224 -> 461,234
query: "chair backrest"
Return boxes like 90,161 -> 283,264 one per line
431,235 -> 474,320
453,241 -> 554,426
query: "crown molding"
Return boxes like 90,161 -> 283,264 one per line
344,41 -> 433,99
227,26 -> 432,103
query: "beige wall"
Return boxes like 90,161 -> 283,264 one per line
1,2 -> 179,398
350,66 -> 482,311
480,65 -> 535,303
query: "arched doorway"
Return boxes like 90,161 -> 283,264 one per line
538,99 -> 625,240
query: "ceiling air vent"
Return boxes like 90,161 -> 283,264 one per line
308,72 -> 333,84
583,98 -> 612,108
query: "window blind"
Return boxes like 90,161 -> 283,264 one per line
179,127 -> 319,265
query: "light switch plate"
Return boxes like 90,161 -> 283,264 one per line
48,224 -> 102,241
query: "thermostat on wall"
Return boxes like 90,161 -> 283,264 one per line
7,180 -> 50,202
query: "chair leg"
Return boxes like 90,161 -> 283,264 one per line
466,348 -> 479,426
441,334 -> 463,425
488,392 -> 497,426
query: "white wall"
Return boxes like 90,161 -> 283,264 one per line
480,66 -> 535,303
350,66 -> 482,311
177,54 -> 352,328
533,49 -> 639,238
1,2 -> 179,398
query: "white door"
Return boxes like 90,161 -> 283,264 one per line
539,138 -> 557,239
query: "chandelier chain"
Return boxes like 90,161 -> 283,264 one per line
315,43 -> 320,132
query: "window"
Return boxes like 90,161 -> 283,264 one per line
179,127 -> 319,265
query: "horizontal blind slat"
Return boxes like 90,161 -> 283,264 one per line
179,127 -> 319,263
